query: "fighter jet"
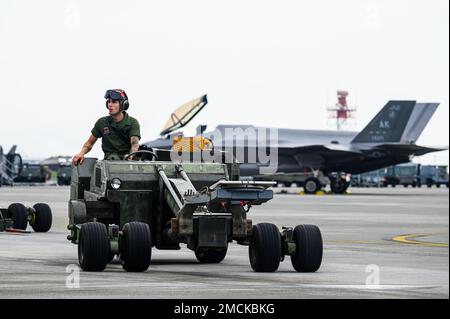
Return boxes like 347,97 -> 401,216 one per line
144,95 -> 446,194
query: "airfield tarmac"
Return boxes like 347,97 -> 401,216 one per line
0,186 -> 448,299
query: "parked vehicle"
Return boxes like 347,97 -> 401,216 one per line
419,165 -> 449,188
13,162 -> 47,183
381,164 -> 420,188
57,164 -> 72,186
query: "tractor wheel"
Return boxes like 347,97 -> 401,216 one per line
78,222 -> 110,272
291,224 -> 323,272
8,203 -> 28,230
30,203 -> 52,232
121,222 -> 152,272
195,247 -> 228,264
304,178 -> 321,194
249,223 -> 281,272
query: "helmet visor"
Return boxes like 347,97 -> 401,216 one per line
104,89 -> 126,101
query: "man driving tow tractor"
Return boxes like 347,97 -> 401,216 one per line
72,89 -> 141,166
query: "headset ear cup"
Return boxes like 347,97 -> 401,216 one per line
106,100 -> 109,109
123,100 -> 129,111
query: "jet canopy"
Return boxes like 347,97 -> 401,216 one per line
160,95 -> 208,136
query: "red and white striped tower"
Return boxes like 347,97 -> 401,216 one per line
327,90 -> 357,131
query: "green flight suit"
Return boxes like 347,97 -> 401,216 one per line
91,112 -> 141,160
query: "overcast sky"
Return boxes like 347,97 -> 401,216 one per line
0,0 -> 448,166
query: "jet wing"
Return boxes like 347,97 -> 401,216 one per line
278,144 -> 362,156
278,144 -> 363,169
282,143 -> 447,160
372,143 -> 448,156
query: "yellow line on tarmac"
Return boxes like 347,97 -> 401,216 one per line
391,234 -> 448,248
326,240 -> 393,245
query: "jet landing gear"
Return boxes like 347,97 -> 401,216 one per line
303,178 -> 322,195
329,174 -> 351,194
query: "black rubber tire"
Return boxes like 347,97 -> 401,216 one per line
121,222 -> 152,272
31,203 -> 52,232
195,247 -> 228,263
249,223 -> 281,272
304,178 -> 320,195
78,222 -> 110,272
291,224 -> 323,272
330,178 -> 350,194
8,203 -> 28,230
284,182 -> 292,187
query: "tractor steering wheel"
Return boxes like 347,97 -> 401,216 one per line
124,150 -> 158,162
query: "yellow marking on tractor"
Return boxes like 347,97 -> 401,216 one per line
172,136 -> 212,152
